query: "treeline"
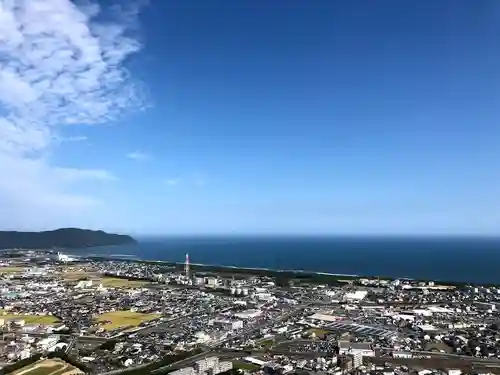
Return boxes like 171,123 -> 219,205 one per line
103,273 -> 154,282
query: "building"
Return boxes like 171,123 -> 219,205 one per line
273,326 -> 287,334
309,313 -> 343,322
338,341 -> 374,357
234,309 -> 262,320
256,292 -> 273,301
37,335 -> 60,351
474,302 -> 496,312
351,352 -> 363,368
194,331 -> 211,344
57,253 -> 77,262
170,357 -> 232,375
205,277 -> 219,287
211,319 -> 243,331
344,290 -> 368,301
393,351 -> 412,359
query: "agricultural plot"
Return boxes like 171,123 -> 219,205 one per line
12,359 -> 83,375
99,277 -> 149,288
96,310 -> 160,330
0,310 -> 59,325
0,266 -> 25,273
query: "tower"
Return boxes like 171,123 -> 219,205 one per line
184,253 -> 190,278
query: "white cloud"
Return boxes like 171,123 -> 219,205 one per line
0,0 -> 147,230
127,151 -> 151,161
164,178 -> 180,186
56,135 -> 89,143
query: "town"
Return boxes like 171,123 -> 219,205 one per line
1,252 -> 500,375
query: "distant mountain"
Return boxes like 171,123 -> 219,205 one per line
0,228 -> 137,249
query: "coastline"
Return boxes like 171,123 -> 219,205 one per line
56,235 -> 500,285
84,255 -> 477,287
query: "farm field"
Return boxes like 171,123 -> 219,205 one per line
0,266 -> 25,273
12,359 -> 83,375
99,277 -> 149,288
232,361 -> 261,371
96,310 -> 161,330
0,310 -> 59,324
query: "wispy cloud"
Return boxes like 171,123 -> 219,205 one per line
164,178 -> 181,186
0,0 -> 147,229
163,174 -> 207,188
193,173 -> 208,187
59,135 -> 89,143
127,151 -> 151,161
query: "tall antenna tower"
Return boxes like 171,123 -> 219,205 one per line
184,253 -> 190,279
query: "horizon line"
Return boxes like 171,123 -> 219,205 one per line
132,233 -> 500,239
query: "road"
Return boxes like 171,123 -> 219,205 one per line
149,347 -> 500,374
65,336 -> 77,354
99,341 -> 500,375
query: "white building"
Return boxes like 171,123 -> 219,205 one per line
393,351 -> 412,359
273,326 -> 288,334
309,313 -> 342,322
19,348 -> 31,360
205,277 -> 219,287
170,357 -> 232,375
211,319 -> 243,331
37,335 -> 59,351
234,309 -> 261,319
351,351 -> 363,368
256,292 -> 273,301
344,290 -> 368,301
75,280 -> 92,289
339,341 -> 374,357
194,331 -> 211,344
57,253 -> 77,262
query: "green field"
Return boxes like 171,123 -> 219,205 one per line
100,277 -> 149,288
0,310 -> 59,325
96,310 -> 161,330
0,266 -> 25,273
258,339 -> 275,349
232,361 -> 261,371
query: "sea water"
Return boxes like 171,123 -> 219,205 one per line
65,236 -> 500,284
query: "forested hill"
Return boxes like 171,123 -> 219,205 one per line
0,228 -> 137,249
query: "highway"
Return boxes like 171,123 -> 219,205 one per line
99,340 -> 500,375
147,347 -> 500,375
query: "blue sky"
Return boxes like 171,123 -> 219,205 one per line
1,0 -> 499,235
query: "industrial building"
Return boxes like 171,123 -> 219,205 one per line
338,340 -> 375,357
234,309 -> 262,320
210,318 -> 243,331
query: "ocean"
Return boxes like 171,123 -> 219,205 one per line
65,236 -> 500,285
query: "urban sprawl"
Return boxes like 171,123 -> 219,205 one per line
0,251 -> 500,375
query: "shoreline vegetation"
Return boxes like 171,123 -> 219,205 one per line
87,256 -> 481,288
